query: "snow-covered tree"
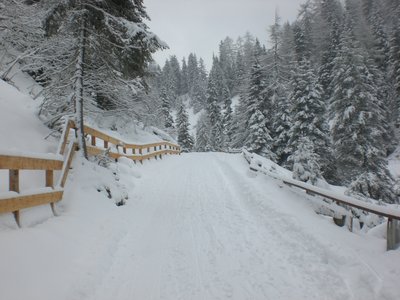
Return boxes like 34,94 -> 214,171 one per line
195,112 -> 211,152
160,87 -> 174,129
287,58 -> 329,177
329,23 -> 396,203
177,105 -> 194,152
37,0 -> 166,157
206,75 -> 223,151
290,136 -> 322,185
0,0 -> 44,80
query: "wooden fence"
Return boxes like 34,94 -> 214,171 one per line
0,119 -> 180,227
243,149 -> 400,251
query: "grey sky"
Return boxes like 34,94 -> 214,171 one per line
144,0 -> 306,69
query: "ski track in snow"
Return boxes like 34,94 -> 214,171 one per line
67,153 -> 386,300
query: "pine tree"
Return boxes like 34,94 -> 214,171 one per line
190,57 -> 208,113
287,58 -> 329,179
241,58 -> 275,160
329,24 -> 396,203
160,87 -> 174,129
38,0 -> 166,157
195,112 -> 211,152
177,105 -> 194,152
222,95 -> 233,149
290,136 -> 321,185
181,58 -> 189,95
206,75 -> 223,151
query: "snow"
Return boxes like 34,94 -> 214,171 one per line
0,80 -> 55,153
1,153 -> 400,300
1,79 -> 400,300
243,149 -> 400,219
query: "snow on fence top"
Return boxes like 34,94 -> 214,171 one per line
1,119 -> 181,228
242,149 -> 400,220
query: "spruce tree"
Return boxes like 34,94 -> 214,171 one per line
287,58 -> 329,179
177,105 -> 194,152
242,58 -> 275,160
206,75 -> 223,151
38,0 -> 166,157
329,24 -> 396,203
195,112 -> 211,152
290,136 -> 321,185
160,87 -> 174,129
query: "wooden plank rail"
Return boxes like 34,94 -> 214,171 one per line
1,118 -> 181,227
243,149 -> 400,250
0,154 -> 64,227
67,120 -> 181,161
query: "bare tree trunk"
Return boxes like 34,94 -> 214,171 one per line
74,3 -> 88,159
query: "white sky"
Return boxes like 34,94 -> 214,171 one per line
144,0 -> 306,69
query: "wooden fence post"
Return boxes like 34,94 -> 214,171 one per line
91,135 -> 96,146
9,169 -> 21,227
46,170 -> 57,216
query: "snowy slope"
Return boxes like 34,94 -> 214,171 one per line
0,80 -> 55,153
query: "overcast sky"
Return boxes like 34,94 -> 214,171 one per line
144,0 -> 306,69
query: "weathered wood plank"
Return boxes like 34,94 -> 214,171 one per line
9,169 -> 19,192
59,143 -> 78,188
0,190 -> 64,213
45,170 -> 54,188
0,155 -> 63,170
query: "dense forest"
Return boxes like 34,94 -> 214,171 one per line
1,0 -> 400,203
152,0 -> 400,204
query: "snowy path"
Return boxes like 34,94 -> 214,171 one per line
69,153 -> 383,300
2,152 -> 399,300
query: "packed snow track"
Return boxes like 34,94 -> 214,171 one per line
1,153 -> 399,300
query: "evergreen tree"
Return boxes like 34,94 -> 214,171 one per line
242,58 -> 275,160
168,55 -> 182,96
195,112 -> 211,152
290,136 -> 321,185
329,24 -> 396,203
177,105 -> 194,152
222,95 -> 233,149
287,58 -> 329,179
190,58 -> 208,113
181,58 -> 189,95
38,0 -> 166,157
160,87 -> 174,129
206,75 -> 223,151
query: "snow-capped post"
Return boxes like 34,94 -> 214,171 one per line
74,0 -> 88,159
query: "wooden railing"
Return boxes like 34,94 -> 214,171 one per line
61,120 -> 181,162
0,153 -> 64,227
0,118 -> 180,227
243,149 -> 400,251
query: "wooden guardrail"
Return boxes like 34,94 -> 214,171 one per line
0,118 -> 180,227
0,153 -> 64,227
243,149 -> 400,251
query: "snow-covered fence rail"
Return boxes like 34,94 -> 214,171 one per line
67,121 -> 181,163
1,119 -> 180,227
0,153 -> 64,227
242,149 -> 400,251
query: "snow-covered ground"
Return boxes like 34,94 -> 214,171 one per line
1,79 -> 400,299
1,152 -> 400,300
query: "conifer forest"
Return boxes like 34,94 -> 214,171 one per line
1,0 -> 400,205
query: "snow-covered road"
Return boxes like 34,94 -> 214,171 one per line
72,153 -> 395,300
1,153 -> 399,300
